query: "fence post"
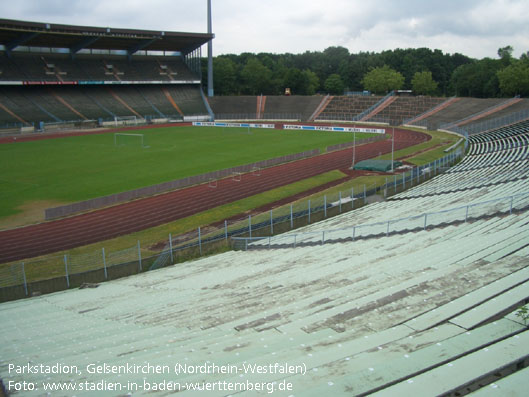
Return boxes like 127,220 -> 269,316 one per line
363,185 -> 367,204
322,231 -> 325,245
465,205 -> 469,222
424,213 -> 428,230
324,195 -> 327,217
290,204 -> 293,229
351,187 -> 354,209
352,226 -> 356,241
394,174 -> 397,193
386,221 -> 390,237
22,262 -> 28,296
224,220 -> 228,241
294,234 -> 297,248
308,200 -> 311,223
169,233 -> 173,264
64,255 -> 69,288
102,248 -> 107,279
137,241 -> 142,271
198,227 -> 202,255
339,191 -> 342,213
270,209 -> 274,234
249,215 -> 252,238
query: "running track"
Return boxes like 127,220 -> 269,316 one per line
0,128 -> 429,263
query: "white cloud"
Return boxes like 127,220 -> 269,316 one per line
0,0 -> 528,58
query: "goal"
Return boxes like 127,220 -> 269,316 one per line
114,133 -> 149,148
114,115 -> 139,126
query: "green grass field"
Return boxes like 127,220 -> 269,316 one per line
0,125 -> 375,221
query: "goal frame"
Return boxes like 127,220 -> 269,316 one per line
114,133 -> 149,148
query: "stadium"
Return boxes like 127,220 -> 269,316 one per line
0,11 -> 529,397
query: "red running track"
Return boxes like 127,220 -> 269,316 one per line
0,128 -> 429,263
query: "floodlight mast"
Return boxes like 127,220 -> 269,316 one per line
207,0 -> 214,97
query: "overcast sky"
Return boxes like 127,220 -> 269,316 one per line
1,0 -> 528,59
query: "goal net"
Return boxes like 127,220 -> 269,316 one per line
114,115 -> 139,126
114,133 -> 149,148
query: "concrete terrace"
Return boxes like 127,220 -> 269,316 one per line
1,123 -> 529,396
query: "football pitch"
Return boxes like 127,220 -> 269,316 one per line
0,125 -> 376,219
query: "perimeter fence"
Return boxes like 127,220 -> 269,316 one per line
235,191 -> 529,250
0,149 -> 465,302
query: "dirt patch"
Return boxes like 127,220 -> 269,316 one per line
0,200 -> 68,230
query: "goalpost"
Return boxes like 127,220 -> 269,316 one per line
114,133 -> 149,148
114,115 -> 138,126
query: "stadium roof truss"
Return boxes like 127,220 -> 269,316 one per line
0,19 -> 214,57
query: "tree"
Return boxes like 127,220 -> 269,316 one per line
283,68 -> 309,95
303,69 -> 320,95
498,45 -> 514,60
362,65 -> 404,94
450,58 -> 502,97
411,71 -> 438,95
213,57 -> 237,95
324,74 -> 344,94
240,57 -> 272,95
497,61 -> 529,96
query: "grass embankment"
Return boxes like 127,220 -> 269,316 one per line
289,129 -> 462,202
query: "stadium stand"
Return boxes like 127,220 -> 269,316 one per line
415,98 -> 508,130
207,95 -> 265,120
207,95 -> 324,121
1,107 -> 528,396
261,95 -> 324,121
316,95 -> 380,121
366,96 -> 445,124
459,98 -> 529,129
0,19 -> 212,128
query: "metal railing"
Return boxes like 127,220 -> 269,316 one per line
234,191 -> 529,250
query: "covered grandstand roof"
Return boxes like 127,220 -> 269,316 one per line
0,18 -> 213,55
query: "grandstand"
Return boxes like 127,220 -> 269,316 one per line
0,19 -> 213,129
207,95 -> 324,121
1,120 -> 528,395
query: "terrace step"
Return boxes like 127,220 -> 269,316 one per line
293,319 -> 524,396
405,257 -> 529,331
371,328 -> 529,397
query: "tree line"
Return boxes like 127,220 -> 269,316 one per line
201,46 -> 529,97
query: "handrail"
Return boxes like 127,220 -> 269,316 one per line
352,91 -> 394,122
